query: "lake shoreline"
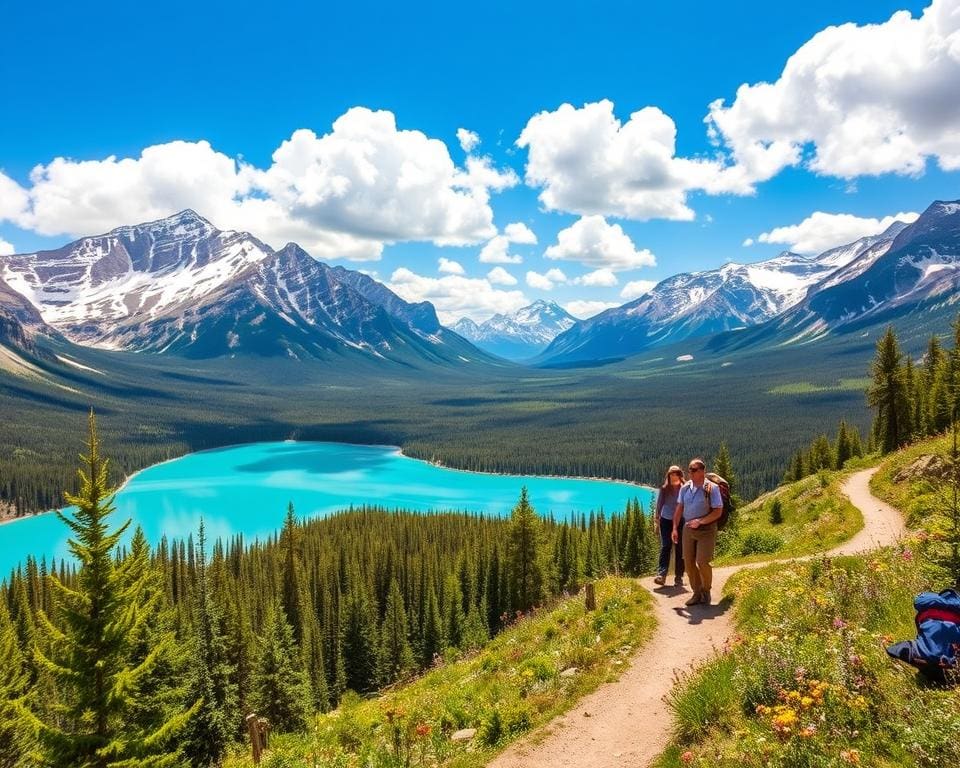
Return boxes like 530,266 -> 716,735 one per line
0,439 -> 655,530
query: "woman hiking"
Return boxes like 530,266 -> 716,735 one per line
653,465 -> 684,586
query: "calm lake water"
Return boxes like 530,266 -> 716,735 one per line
0,441 -> 652,575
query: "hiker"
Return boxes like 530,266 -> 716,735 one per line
672,457 -> 723,606
653,465 -> 685,586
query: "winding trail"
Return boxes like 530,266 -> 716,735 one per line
487,468 -> 905,768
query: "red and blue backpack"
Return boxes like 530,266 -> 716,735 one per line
886,588 -> 960,681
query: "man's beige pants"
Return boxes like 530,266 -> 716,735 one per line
682,522 -> 717,594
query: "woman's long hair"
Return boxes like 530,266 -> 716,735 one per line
660,467 -> 684,494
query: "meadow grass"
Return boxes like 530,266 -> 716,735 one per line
224,577 -> 655,768
716,471 -> 864,565
655,441 -> 960,768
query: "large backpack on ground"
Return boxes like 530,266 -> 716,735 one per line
886,588 -> 960,682
703,473 -> 733,530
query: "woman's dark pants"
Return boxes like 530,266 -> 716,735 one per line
658,516 -> 684,579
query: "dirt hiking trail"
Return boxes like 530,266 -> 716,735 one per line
487,468 -> 905,768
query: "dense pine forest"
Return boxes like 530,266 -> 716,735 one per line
0,321 -> 889,519
0,415 -> 657,767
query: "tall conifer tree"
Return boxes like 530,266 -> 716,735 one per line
26,411 -> 190,768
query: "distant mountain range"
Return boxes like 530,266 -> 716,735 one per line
451,300 -> 576,360
0,211 -> 494,366
1,201 -> 957,371
538,203 -> 958,365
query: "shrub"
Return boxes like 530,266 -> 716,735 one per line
739,531 -> 784,556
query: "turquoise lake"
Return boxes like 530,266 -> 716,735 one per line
0,441 -> 653,575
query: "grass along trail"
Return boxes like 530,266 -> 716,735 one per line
486,467 -> 906,768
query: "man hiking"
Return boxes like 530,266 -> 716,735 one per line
671,457 -> 723,606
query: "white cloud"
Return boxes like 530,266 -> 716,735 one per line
478,235 -> 523,264
486,266 -> 518,286
544,215 -> 656,271
517,100 -> 750,221
755,210 -> 920,254
742,237 -> 755,247
0,108 -> 518,262
620,279 -> 656,300
526,268 -> 568,290
457,128 -> 480,153
504,222 -> 537,244
387,267 -> 527,323
564,300 -> 620,319
706,1 -> 960,180
573,268 -> 618,287
0,172 -> 29,222
0,238 -> 14,257
438,257 -> 465,275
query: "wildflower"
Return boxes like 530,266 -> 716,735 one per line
800,696 -> 814,709
832,617 -> 848,630
840,749 -> 861,764
901,549 -> 913,561
415,722 -> 432,738
680,751 -> 694,764
799,726 -> 816,738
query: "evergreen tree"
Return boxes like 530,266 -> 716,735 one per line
420,581 -> 444,667
26,411 -> 190,768
252,602 -> 310,734
443,572 -> 465,650
769,498 -> 784,525
341,585 -> 378,693
181,522 -> 237,768
834,420 -> 853,470
867,326 -> 910,453
507,487 -> 543,613
807,434 -> 833,473
714,443 -> 735,492
0,599 -> 30,768
376,579 -> 414,685
280,503 -> 305,645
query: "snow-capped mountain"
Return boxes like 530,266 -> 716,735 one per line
0,211 -> 491,363
538,224 -> 908,365
0,276 -> 53,354
451,300 -> 576,359
768,200 -> 960,341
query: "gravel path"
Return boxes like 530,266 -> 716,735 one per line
487,468 -> 906,768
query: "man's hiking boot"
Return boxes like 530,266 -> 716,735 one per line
674,577 -> 684,587
684,591 -> 703,607
653,575 -> 666,585
701,590 -> 712,606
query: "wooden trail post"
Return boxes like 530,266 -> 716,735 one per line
246,713 -> 270,764
585,581 -> 596,611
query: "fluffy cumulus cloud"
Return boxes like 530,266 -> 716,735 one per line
517,100 -> 750,221
620,279 -> 657,300
0,108 -> 518,261
457,128 -> 480,153
504,222 -> 537,244
486,266 -> 518,286
563,300 -> 620,319
526,268 -> 568,290
477,220 -> 538,264
0,238 -> 14,257
544,215 -> 656,271
478,236 -> 523,264
438,257 -> 466,275
707,1 -> 960,180
573,268 -> 618,287
753,210 -> 921,254
387,267 -> 527,323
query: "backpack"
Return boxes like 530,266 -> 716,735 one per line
886,588 -> 960,682
703,473 -> 733,530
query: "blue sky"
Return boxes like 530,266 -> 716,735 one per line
1,0 -> 958,321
